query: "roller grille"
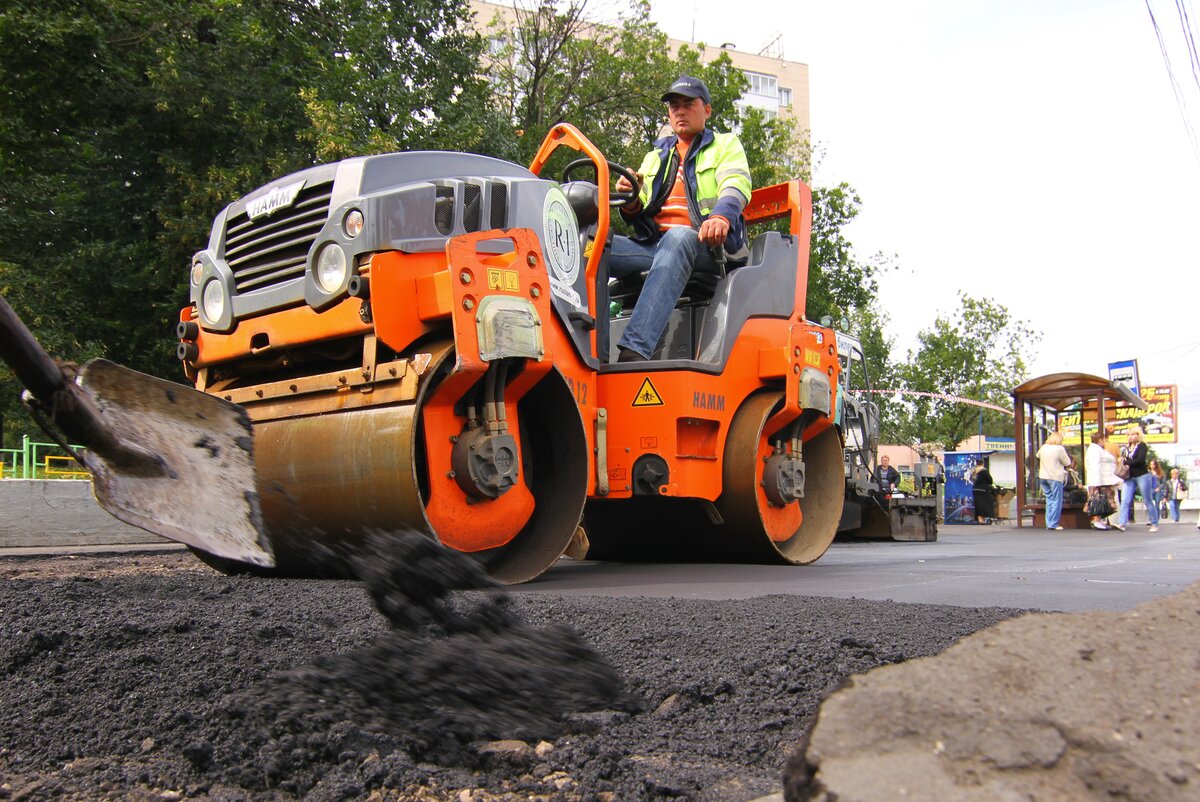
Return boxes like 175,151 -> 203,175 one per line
463,184 -> 482,232
490,184 -> 508,229
434,186 -> 455,235
224,182 -> 333,293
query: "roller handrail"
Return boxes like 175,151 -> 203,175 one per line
528,124 -> 611,351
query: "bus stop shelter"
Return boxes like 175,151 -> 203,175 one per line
1012,372 -> 1146,528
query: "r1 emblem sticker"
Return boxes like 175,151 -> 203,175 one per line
543,187 -> 581,306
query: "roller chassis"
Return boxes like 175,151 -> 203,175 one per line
175,124 -> 844,582
833,331 -> 938,543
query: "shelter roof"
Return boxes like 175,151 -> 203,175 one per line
1011,372 -> 1146,412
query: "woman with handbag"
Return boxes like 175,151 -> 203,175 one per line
1117,428 -> 1159,532
1084,431 -> 1117,529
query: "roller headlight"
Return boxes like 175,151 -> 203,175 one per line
343,209 -> 364,238
190,260 -> 204,286
315,244 -> 349,293
202,279 -> 226,322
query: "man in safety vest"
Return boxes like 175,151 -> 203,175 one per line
610,75 -> 752,362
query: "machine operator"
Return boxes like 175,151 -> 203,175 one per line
875,454 -> 901,493
609,75 -> 753,362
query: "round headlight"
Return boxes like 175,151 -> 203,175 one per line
202,279 -> 226,322
343,209 -> 364,238
315,244 -> 348,293
190,261 -> 204,286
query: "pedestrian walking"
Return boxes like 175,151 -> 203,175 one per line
1117,428 -> 1159,532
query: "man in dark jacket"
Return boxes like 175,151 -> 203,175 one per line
874,454 -> 900,492
609,75 -> 752,362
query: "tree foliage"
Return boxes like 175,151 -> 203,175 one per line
0,0 -> 908,454
893,293 -> 1040,448
0,0 -> 487,445
480,1 -> 751,167
806,183 -> 882,323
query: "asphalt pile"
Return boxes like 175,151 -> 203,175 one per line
0,542 -> 1018,801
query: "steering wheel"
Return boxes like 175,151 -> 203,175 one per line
561,158 -> 640,207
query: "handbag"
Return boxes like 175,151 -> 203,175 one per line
1114,461 -> 1130,480
1087,491 -> 1115,518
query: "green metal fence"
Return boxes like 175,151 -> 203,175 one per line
0,435 -> 89,480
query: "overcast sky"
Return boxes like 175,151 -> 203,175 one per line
638,0 -> 1200,460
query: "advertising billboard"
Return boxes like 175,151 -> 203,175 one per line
943,451 -> 988,523
1057,385 -> 1178,445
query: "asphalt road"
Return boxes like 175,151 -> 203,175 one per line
515,520 -> 1200,613
5,520 -> 1198,614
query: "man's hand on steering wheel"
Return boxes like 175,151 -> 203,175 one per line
614,172 -> 644,211
698,215 -> 730,248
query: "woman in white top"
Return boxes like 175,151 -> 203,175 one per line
1036,431 -> 1072,530
1084,431 -> 1118,529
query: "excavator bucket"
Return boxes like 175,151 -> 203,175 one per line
0,296 -> 273,567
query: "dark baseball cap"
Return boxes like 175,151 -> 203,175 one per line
661,75 -> 711,105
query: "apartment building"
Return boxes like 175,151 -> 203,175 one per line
470,1 -> 810,142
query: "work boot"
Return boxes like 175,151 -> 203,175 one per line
618,346 -> 648,363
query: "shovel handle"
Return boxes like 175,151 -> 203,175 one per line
0,294 -> 164,472
0,294 -> 68,402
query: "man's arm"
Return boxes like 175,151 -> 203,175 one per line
708,135 -> 752,222
701,136 -> 752,247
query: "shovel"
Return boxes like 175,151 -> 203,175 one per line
0,294 -> 274,567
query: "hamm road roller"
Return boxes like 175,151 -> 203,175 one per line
3,124 -> 844,583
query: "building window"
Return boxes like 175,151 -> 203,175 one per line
744,71 -> 778,99
778,86 -> 792,107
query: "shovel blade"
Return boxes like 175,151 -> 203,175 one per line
77,359 -> 274,567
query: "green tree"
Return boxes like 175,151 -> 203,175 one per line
481,0 -> 678,167
895,293 -> 1040,448
843,301 -> 906,442
737,106 -> 810,188
0,0 -> 487,447
806,183 -> 883,322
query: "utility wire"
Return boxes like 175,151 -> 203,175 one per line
1178,0 -> 1200,89
1147,0 -> 1200,166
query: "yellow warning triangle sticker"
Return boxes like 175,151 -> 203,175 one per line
632,377 -> 664,407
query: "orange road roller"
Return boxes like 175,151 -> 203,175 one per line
162,123 -> 843,583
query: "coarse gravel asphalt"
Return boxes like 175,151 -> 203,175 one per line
0,534 -> 1022,801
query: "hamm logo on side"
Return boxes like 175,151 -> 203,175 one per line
246,180 -> 306,220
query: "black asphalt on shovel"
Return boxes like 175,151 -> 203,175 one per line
0,294 -> 274,567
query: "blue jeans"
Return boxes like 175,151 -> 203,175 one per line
1118,473 -> 1159,527
1168,499 -> 1180,522
1040,478 -> 1065,528
609,229 -> 718,358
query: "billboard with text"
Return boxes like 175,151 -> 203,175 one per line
1057,385 -> 1177,445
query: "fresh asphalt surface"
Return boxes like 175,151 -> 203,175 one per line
6,519 -> 1199,614
515,519 -> 1200,613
